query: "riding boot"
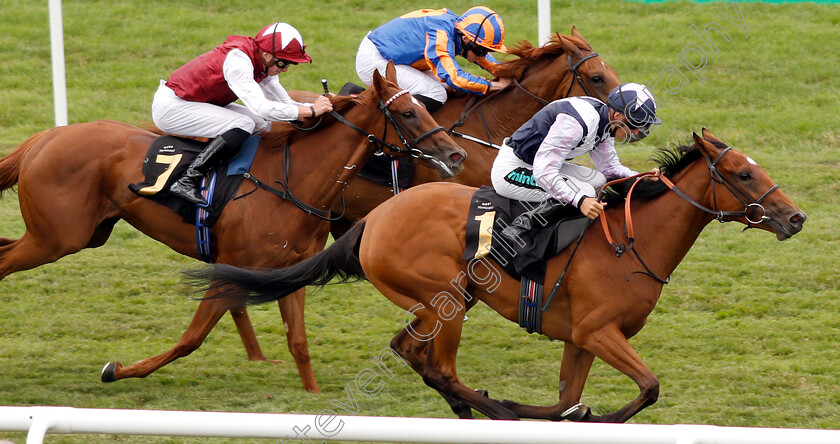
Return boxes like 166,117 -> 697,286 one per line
413,95 -> 444,114
501,198 -> 567,239
169,128 -> 249,206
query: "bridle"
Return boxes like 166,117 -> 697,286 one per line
237,88 -> 447,220
659,146 -> 779,225
598,146 -> 781,283
564,52 -> 600,98
329,89 -> 447,165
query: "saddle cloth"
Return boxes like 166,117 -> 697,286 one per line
463,186 -> 590,284
128,135 -> 259,227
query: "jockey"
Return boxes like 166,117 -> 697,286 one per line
355,6 -> 513,113
152,22 -> 333,206
491,83 -> 663,237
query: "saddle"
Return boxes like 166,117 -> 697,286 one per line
128,135 -> 259,227
463,186 -> 590,284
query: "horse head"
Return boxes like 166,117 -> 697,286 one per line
495,27 -> 621,104
691,129 -> 806,240
368,62 -> 467,178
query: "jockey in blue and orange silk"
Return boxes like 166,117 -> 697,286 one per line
152,22 -> 333,206
491,83 -> 664,237
355,6 -> 513,113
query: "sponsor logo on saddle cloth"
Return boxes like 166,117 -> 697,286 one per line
463,186 -> 589,284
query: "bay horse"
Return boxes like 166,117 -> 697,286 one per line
198,130 -> 805,421
0,63 -> 465,392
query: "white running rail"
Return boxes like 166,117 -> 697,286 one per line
1,406 -> 839,444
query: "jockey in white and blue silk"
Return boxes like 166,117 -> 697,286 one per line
491,83 -> 663,236
355,6 -> 512,113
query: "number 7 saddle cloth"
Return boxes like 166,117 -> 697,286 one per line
128,135 -> 258,227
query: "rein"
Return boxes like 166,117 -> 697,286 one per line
236,89 -> 444,220
597,147 -> 781,283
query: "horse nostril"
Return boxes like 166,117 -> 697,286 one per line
449,151 -> 465,165
790,212 -> 806,226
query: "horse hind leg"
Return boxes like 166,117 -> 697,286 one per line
391,318 -> 476,419
0,232 -> 79,281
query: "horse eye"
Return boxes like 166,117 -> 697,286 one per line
402,110 -> 415,118
738,172 -> 751,181
591,75 -> 604,84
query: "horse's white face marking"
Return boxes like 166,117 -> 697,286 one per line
411,97 -> 421,107
601,61 -> 606,69
746,157 -> 758,166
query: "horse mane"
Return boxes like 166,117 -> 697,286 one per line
494,33 -> 591,79
258,93 -> 371,151
602,139 -> 724,204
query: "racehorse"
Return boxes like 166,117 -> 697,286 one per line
308,28 -> 620,230
215,28 -> 618,387
0,63 -> 465,393
197,130 -> 805,421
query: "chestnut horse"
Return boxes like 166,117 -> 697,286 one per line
312,28 -> 620,228
218,28 -> 619,387
0,63 -> 464,392
199,130 -> 805,421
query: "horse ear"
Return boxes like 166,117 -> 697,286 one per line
701,128 -> 726,145
559,35 -> 582,59
385,60 -> 398,83
570,26 -> 593,51
371,67 -> 386,96
693,131 -> 718,157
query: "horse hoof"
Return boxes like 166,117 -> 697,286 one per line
101,362 -> 117,383
560,403 -> 592,421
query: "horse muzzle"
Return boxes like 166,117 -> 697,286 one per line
766,209 -> 806,241
425,147 -> 466,178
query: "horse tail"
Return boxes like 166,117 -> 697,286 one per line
189,221 -> 367,305
0,129 -> 50,195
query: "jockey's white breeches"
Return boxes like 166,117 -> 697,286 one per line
491,141 -> 606,204
355,35 -> 448,104
151,80 -> 269,138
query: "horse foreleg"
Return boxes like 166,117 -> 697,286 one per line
577,324 -> 659,423
101,294 -> 229,382
230,306 -> 276,362
277,288 -> 319,393
499,341 -> 596,421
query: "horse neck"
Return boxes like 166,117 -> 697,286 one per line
605,161 -> 717,278
265,106 -> 385,213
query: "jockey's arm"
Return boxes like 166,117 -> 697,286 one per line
589,138 -> 637,180
223,49 -> 304,121
427,30 -> 491,95
532,116 -> 593,208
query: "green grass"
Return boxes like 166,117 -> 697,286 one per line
1,0 -> 840,442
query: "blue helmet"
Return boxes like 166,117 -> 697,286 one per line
606,83 -> 662,128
